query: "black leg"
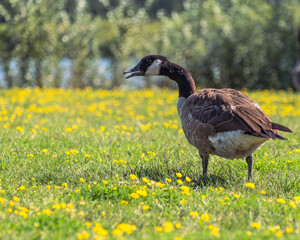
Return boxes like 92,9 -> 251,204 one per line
200,153 -> 209,176
246,154 -> 253,180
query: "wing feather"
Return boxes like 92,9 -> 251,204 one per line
184,88 -> 290,139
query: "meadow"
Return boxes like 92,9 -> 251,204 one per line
0,88 -> 299,240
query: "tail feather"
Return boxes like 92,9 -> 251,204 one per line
271,122 -> 292,133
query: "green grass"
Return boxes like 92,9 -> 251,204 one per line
0,88 -> 299,239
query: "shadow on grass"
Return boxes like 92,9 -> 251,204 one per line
128,165 -> 229,189
191,174 -> 227,188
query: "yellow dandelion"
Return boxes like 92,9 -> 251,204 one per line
200,213 -> 210,222
176,173 -> 182,178
245,182 -> 255,189
80,178 -> 85,183
189,211 -> 199,219
43,209 -> 53,216
16,126 -> 23,133
285,227 -> 293,233
116,223 -> 136,234
130,174 -> 137,180
175,223 -> 181,229
276,231 -> 283,237
289,201 -> 296,209
13,196 -> 20,202
164,222 -> 174,233
142,205 -> 149,210
174,237 -> 183,240
251,222 -> 261,230
136,190 -> 147,197
276,198 -> 286,204
154,226 -> 163,232
211,226 -> 220,237
177,179 -> 183,185
233,194 -> 241,199
77,230 -> 90,240
165,178 -> 172,183
130,193 -> 139,199
85,222 -> 91,228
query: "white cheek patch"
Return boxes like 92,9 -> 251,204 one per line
145,59 -> 162,76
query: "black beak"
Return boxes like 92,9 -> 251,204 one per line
123,63 -> 143,79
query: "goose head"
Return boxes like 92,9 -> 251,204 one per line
123,55 -> 168,79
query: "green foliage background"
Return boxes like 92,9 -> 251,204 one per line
0,0 -> 299,89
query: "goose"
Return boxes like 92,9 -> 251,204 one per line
124,55 -> 292,179
292,28 -> 300,91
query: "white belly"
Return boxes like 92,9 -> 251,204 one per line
208,130 -> 267,159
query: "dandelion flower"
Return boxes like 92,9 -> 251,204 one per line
130,193 -> 139,199
288,201 -> 296,208
201,213 -> 210,222
285,227 -> 293,233
177,179 -> 183,185
164,222 -> 174,233
142,177 -> 149,183
276,199 -> 286,204
130,174 -> 137,180
245,182 -> 255,189
251,222 -> 261,230
176,173 -> 182,178
233,194 -> 241,199
154,226 -> 163,232
43,209 -> 53,216
189,211 -> 199,219
174,237 -> 183,240
80,178 -> 85,183
77,231 -> 90,240
142,205 -> 149,210
175,223 -> 181,229
165,178 -> 172,183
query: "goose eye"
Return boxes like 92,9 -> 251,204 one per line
146,58 -> 153,64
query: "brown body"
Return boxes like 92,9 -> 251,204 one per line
124,55 -> 292,179
177,88 -> 287,159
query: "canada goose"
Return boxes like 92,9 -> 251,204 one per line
124,55 -> 292,179
292,28 -> 300,91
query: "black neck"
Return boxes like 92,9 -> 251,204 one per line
298,28 -> 300,59
160,61 -> 197,98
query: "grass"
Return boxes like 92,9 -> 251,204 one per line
0,88 -> 299,240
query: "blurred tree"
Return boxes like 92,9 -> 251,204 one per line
0,0 -> 299,89
97,0 -> 152,88
0,23 -> 14,87
157,0 -> 300,89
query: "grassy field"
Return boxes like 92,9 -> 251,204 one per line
0,88 -> 299,240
